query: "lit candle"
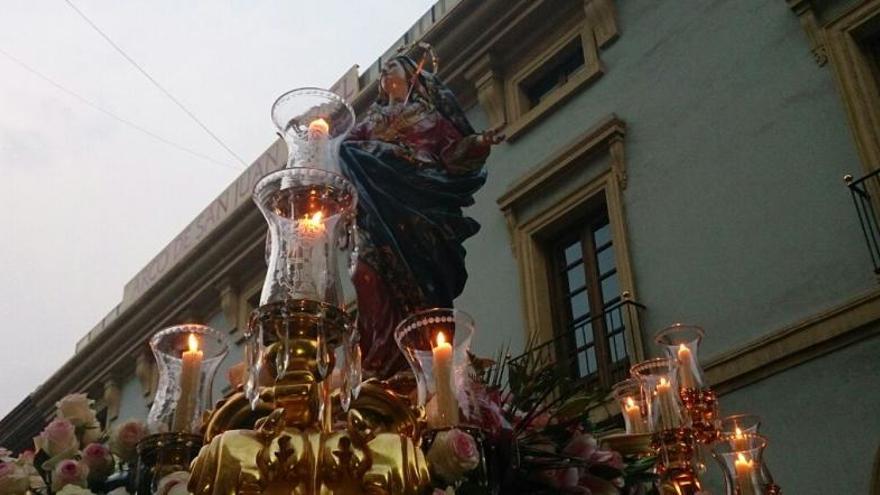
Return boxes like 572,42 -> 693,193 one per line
303,118 -> 330,168
431,331 -> 459,428
298,211 -> 325,238
624,397 -> 644,434
734,453 -> 757,495
656,377 -> 681,430
677,344 -> 698,390
732,427 -> 749,452
172,334 -> 203,432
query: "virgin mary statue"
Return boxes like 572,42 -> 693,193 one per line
340,53 -> 502,378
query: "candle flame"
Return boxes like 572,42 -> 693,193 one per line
436,331 -> 447,346
299,211 -> 325,234
626,397 -> 636,408
735,426 -> 744,438
678,343 -> 688,353
309,118 -> 329,135
736,453 -> 753,467
188,334 -> 199,352
659,377 -> 669,387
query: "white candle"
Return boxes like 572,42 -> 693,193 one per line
734,453 -> 757,495
677,344 -> 698,390
656,377 -> 681,430
431,331 -> 459,428
304,118 -> 330,168
624,397 -> 644,434
172,334 -> 203,432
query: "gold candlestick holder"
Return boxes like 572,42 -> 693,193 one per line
680,387 -> 720,444
134,432 -> 202,495
651,427 -> 704,495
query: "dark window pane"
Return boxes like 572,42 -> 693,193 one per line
604,307 -> 623,334
564,243 -> 582,266
593,223 -> 611,247
601,274 -> 619,305
575,321 -> 594,346
566,265 -> 586,293
569,294 -> 589,320
584,347 -> 597,377
597,247 -> 616,276
611,333 -> 627,363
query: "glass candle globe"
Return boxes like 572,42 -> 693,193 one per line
147,324 -> 229,434
395,308 -> 475,429
630,357 -> 686,432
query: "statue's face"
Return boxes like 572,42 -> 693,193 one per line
380,59 -> 408,101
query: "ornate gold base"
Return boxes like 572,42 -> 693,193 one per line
599,432 -> 654,458
190,382 -> 430,495
135,432 -> 203,495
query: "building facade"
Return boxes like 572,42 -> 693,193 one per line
3,0 -> 880,492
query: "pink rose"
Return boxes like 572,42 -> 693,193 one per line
425,429 -> 480,482
0,461 -> 30,495
81,443 -> 113,481
564,433 -> 624,470
51,459 -> 89,492
449,429 -> 479,464
35,419 -> 78,457
109,419 -> 147,462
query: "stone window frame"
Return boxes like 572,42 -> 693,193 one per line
790,0 -> 880,175
497,114 -> 644,363
464,0 -> 619,141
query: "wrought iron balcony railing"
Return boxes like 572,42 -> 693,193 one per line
508,297 -> 645,388
846,169 -> 880,275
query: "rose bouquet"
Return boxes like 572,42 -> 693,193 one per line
0,394 -> 148,495
420,344 -> 658,495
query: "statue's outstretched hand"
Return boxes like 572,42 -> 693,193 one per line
480,125 -> 506,145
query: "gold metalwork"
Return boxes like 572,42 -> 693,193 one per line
680,387 -> 719,444
599,432 -> 654,458
652,428 -> 703,495
188,298 -> 431,494
136,432 -> 203,494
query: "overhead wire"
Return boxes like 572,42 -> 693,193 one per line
62,0 -> 249,168
0,45 -> 240,172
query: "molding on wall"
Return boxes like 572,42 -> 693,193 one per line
786,0 -> 829,66
705,288 -> 880,395
823,0 -> 880,176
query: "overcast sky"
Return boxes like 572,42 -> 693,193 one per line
0,0 -> 436,418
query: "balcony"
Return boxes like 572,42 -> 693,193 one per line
846,169 -> 880,275
508,297 -> 646,390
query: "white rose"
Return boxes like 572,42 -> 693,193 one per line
56,485 -> 95,495
106,488 -> 130,495
56,394 -> 97,428
0,461 -> 30,495
156,471 -> 190,495
79,420 -> 103,446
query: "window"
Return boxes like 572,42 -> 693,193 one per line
463,0 -> 619,140
548,207 -> 628,387
815,0 -> 880,175
498,115 -> 645,386
522,39 -> 586,109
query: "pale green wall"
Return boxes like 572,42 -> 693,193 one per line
460,0 -> 873,357
719,331 -> 880,494
455,1 -> 880,490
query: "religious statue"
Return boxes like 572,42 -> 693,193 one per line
340,46 -> 503,378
